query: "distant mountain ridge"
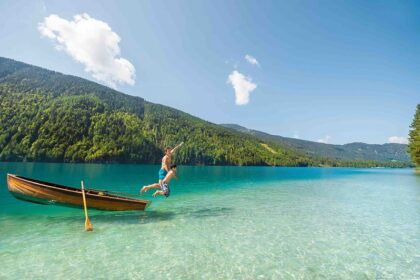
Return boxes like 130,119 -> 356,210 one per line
220,124 -> 410,162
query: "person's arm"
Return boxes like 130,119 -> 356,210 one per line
171,142 -> 184,154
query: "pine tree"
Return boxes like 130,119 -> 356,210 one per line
408,104 -> 420,168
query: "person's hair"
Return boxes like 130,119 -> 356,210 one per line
164,147 -> 172,152
170,164 -> 177,169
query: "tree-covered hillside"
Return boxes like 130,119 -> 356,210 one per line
0,57 -> 314,166
408,104 -> 419,167
221,124 -> 410,162
0,57 -> 413,167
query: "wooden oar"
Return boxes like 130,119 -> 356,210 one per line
81,181 -> 93,231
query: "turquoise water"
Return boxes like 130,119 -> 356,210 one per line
0,163 -> 419,279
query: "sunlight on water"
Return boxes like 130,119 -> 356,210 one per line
0,163 -> 419,279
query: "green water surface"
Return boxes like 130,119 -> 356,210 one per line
0,163 -> 419,279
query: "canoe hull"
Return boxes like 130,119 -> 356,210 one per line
7,174 -> 150,211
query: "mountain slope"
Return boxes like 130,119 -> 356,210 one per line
221,124 -> 410,162
0,57 -> 315,166
0,57 -> 411,167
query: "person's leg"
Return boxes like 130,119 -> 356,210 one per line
154,183 -> 170,198
153,190 -> 164,197
140,183 -> 160,193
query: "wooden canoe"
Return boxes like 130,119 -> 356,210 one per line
7,174 -> 150,211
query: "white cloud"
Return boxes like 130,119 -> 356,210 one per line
293,131 -> 300,139
227,70 -> 257,105
38,13 -> 135,88
317,135 -> 331,144
245,54 -> 259,66
388,136 -> 408,144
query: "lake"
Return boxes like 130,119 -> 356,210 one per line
0,163 -> 419,279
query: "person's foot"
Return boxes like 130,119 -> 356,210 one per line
140,186 -> 147,193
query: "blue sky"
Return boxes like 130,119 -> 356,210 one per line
0,0 -> 418,144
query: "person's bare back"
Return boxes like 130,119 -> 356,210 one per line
163,169 -> 176,184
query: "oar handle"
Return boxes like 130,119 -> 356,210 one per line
81,181 -> 93,231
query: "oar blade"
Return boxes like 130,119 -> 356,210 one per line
85,218 -> 93,231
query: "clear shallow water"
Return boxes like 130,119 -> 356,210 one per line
0,163 -> 419,279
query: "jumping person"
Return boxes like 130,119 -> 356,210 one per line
141,164 -> 177,197
158,142 -> 183,183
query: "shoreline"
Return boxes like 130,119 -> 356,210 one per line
0,161 -> 414,169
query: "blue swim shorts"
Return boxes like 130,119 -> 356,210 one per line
158,168 -> 167,180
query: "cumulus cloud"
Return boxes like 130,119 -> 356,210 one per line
317,135 -> 331,144
38,13 -> 135,88
227,70 -> 257,105
245,54 -> 259,66
388,136 -> 408,144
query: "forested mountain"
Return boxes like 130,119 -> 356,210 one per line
221,124 -> 410,162
0,57 -> 310,166
0,57 -> 412,167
